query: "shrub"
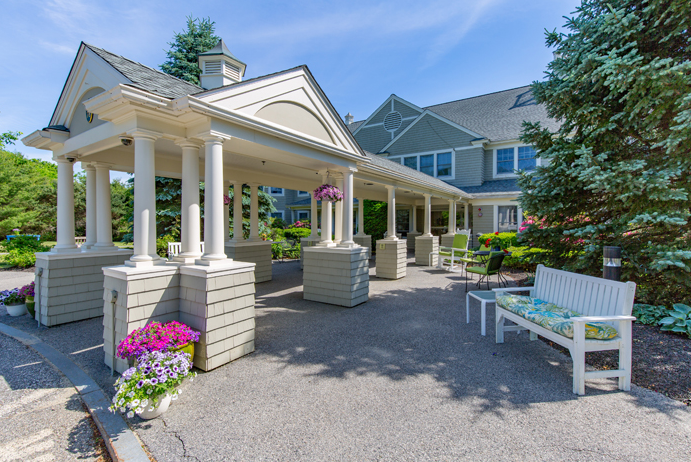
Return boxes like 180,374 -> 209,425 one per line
271,243 -> 283,259
632,304 -> 669,326
156,235 -> 177,258
270,228 -> 285,241
271,218 -> 287,229
364,200 -> 387,244
285,243 -> 301,259
501,246 -> 547,272
284,227 -> 311,240
0,235 -> 50,267
659,304 -> 691,338
478,232 -> 519,249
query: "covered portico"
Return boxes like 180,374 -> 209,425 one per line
23,40 -> 466,373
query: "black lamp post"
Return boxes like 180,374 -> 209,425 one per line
603,246 -> 622,281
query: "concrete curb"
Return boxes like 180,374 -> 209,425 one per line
0,322 -> 151,462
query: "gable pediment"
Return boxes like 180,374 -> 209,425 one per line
195,67 -> 363,157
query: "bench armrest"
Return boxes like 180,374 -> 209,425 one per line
439,247 -> 468,253
570,315 -> 636,323
492,287 -> 534,293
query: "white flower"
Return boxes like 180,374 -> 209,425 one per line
147,388 -> 153,395
131,399 -> 140,407
141,399 -> 149,408
148,407 -> 155,412
119,407 -> 126,413
127,391 -> 135,398
135,407 -> 144,414
177,389 -> 182,395
112,396 -> 118,404
127,411 -> 134,418
171,394 -> 178,401
118,398 -> 125,406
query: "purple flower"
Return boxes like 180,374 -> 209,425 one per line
136,380 -> 144,389
150,378 -> 158,385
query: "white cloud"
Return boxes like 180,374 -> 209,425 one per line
38,40 -> 75,55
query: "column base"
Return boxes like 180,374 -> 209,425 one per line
172,252 -> 203,264
124,257 -> 166,268
375,239 -> 407,279
406,232 -> 421,250
225,241 -> 272,282
195,257 -> 233,267
303,246 -> 369,307
353,235 -> 372,259
51,245 -> 80,253
415,235 -> 439,266
91,243 -> 119,252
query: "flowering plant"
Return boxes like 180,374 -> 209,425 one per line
223,194 -> 231,205
312,184 -> 343,202
109,350 -> 196,418
117,321 -> 200,361
484,232 -> 503,249
292,220 -> 310,229
0,288 -> 24,305
19,282 -> 34,299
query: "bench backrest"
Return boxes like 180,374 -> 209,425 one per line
533,264 -> 636,317
167,242 -> 205,259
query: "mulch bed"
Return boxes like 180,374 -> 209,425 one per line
505,269 -> 691,406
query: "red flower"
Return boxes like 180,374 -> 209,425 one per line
485,238 -> 491,247
503,249 -> 508,254
494,231 -> 499,235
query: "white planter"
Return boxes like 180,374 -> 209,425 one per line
139,393 -> 172,420
6,303 -> 28,317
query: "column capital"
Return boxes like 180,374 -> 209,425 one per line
127,129 -> 160,141
82,163 -> 96,171
55,157 -> 76,164
198,132 -> 230,144
246,182 -> 262,187
385,185 -> 395,191
174,138 -> 203,149
423,193 -> 432,199
91,162 -> 114,169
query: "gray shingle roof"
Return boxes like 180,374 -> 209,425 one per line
347,120 -> 364,133
425,86 -> 561,142
84,43 -> 203,99
458,179 -> 521,195
199,39 -> 246,66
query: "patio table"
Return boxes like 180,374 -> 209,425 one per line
465,290 -> 496,335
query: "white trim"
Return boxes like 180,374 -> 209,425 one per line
270,210 -> 285,220
357,116 -> 418,130
297,190 -> 310,197
493,144 -> 540,179
386,150 -> 456,180
379,110 -> 485,154
268,187 -> 284,196
352,94 -> 423,136
296,210 -> 310,221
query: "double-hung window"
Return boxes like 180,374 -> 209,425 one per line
297,211 -> 310,221
269,187 -> 284,195
420,155 -> 434,176
495,146 -> 538,177
403,156 -> 418,170
436,152 -> 452,177
297,190 -> 309,197
396,151 -> 454,179
497,206 -> 518,233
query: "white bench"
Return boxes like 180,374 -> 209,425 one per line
167,242 -> 205,260
494,264 -> 636,395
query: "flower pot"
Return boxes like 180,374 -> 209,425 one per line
169,342 -> 195,360
6,303 -> 28,317
25,297 -> 35,317
139,393 -> 172,420
491,246 -> 501,252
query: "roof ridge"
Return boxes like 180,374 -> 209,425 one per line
191,64 -> 308,96
424,84 -> 534,109
83,42 -> 202,90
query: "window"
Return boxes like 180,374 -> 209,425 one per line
497,206 -> 518,233
420,155 -> 434,176
517,146 -> 537,171
270,211 -> 284,219
436,152 -> 452,177
269,187 -> 284,195
297,190 -> 309,196
495,146 -> 538,177
297,211 -> 310,221
403,156 -> 418,170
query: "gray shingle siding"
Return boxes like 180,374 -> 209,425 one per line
366,104 -> 392,126
394,100 -> 421,119
385,114 -> 474,156
484,149 -> 494,181
472,206 -> 494,236
355,127 -> 393,154
450,147 -> 484,188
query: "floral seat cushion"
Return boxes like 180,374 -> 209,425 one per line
496,293 -> 618,340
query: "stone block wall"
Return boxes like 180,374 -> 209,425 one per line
353,235 -> 372,259
103,266 -> 180,373
375,239 -> 407,280
35,250 -> 132,327
178,263 -> 256,371
415,236 -> 439,266
225,241 -> 272,282
303,246 -> 369,307
407,232 -> 421,250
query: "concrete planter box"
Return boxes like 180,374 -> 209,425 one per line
353,235 -> 372,259
406,232 -> 421,250
415,235 -> 439,266
303,246 -> 369,308
225,241 -> 272,282
375,239 -> 406,280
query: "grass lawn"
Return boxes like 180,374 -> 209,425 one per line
41,241 -> 134,249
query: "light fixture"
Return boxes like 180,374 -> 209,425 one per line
364,183 -> 373,186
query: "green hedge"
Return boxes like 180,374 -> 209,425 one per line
364,200 -> 387,244
0,235 -> 51,268
284,227 -> 311,240
502,246 -> 548,272
479,232 -> 520,248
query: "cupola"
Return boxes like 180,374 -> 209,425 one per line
198,39 -> 247,90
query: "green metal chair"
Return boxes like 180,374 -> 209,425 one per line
436,231 -> 470,271
465,251 -> 506,291
457,243 -> 490,268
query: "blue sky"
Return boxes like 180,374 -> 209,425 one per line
1,0 -> 579,179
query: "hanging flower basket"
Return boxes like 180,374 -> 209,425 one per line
313,184 -> 343,202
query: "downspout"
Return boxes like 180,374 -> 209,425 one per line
34,267 -> 43,327
110,290 -> 118,376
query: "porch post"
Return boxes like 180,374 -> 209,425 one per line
198,136 -> 227,263
93,164 -> 116,250
410,205 -> 417,233
464,203 -> 469,229
385,185 -> 397,240
231,182 -> 244,242
334,174 -> 344,244
53,158 -> 78,253
340,169 -> 354,246
177,142 -> 202,261
445,200 -> 456,235
248,184 -> 260,241
423,194 -> 432,236
309,191 -> 319,239
83,163 -> 97,250
223,180 -> 231,242
356,197 -> 366,236
127,132 -> 161,265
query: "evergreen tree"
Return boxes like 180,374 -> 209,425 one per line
518,0 -> 691,306
160,16 -> 220,85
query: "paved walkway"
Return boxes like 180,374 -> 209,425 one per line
0,333 -> 108,461
2,257 -> 691,461
0,270 -> 35,291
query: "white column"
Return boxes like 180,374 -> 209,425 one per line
445,200 -> 456,236
178,142 -> 202,261
248,184 -> 260,241
464,203 -> 470,230
94,164 -> 116,250
127,133 -> 161,265
356,197 -> 366,236
223,180 -> 230,242
309,191 -> 319,239
385,185 -> 397,240
83,164 -> 97,250
231,182 -> 244,242
53,158 -> 78,253
423,194 -> 432,236
452,201 -> 457,233
334,175 -> 343,244
409,205 -> 415,233
320,200 -> 333,244
340,169 -> 354,246
199,137 -> 227,262
412,205 -> 418,233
